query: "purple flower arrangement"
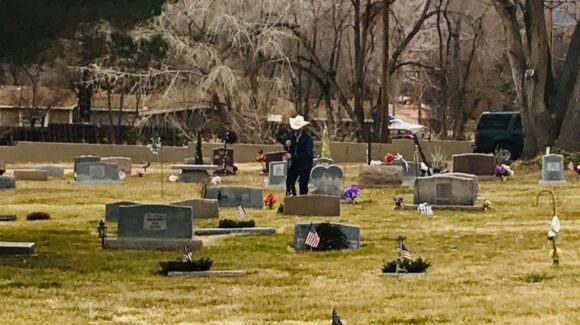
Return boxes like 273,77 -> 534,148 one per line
494,164 -> 514,179
343,185 -> 361,203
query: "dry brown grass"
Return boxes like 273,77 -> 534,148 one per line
1,163 -> 579,324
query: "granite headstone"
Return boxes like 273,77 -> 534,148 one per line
170,198 -> 220,218
105,201 -> 140,222
117,204 -> 193,239
359,164 -> 403,188
313,158 -> 334,167
0,175 -> 16,189
267,161 -> 287,188
36,165 -> 65,177
204,186 -> 264,209
310,164 -> 343,196
76,162 -> 120,183
14,169 -> 48,181
264,151 -> 287,173
293,222 -> 360,250
540,154 -> 566,184
414,173 -> 478,206
284,195 -> 340,216
213,148 -> 236,175
74,155 -> 101,173
452,153 -> 495,176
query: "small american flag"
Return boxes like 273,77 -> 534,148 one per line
399,243 -> 412,260
305,223 -> 320,248
332,309 -> 343,325
237,204 -> 246,218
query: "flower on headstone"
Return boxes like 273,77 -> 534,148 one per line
384,153 -> 395,165
264,193 -> 279,209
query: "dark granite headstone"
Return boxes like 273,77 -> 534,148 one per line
117,204 -> 193,239
452,153 -> 495,176
293,223 -> 359,250
0,242 -> 35,255
105,201 -> 140,222
264,151 -> 287,173
0,175 -> 16,189
213,148 -> 236,175
74,155 -> 101,174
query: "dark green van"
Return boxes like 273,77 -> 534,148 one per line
473,111 -> 523,160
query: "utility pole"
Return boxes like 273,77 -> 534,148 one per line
380,0 -> 390,142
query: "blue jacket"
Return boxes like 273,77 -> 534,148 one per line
288,130 -> 313,170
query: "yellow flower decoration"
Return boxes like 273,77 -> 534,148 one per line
483,200 -> 492,210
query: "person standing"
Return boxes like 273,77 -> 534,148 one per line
285,115 -> 314,196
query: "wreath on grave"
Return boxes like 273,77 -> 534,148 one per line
160,257 -> 213,275
219,219 -> 256,228
382,236 -> 430,274
382,257 -> 431,273
313,222 -> 350,251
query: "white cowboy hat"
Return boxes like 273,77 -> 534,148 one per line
289,115 -> 310,130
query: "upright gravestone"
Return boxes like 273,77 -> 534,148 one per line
394,160 -> 421,186
359,164 -> 403,188
293,223 -> 360,250
101,157 -> 132,174
310,164 -> 343,196
76,162 -> 120,183
267,161 -> 287,188
540,154 -> 566,184
74,155 -> 101,174
118,205 -> 193,239
213,148 -> 236,175
414,173 -> 478,206
36,165 -> 65,177
284,195 -> 340,217
452,153 -> 495,177
264,151 -> 287,174
14,170 -> 48,181
204,186 -> 264,209
104,204 -> 202,250
105,201 -> 140,222
0,176 -> 16,189
313,158 -> 334,167
170,198 -> 220,218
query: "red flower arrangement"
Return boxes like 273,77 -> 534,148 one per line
264,193 -> 279,209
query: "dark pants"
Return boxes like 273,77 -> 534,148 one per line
286,163 -> 312,196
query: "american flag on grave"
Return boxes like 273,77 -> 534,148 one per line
237,204 -> 246,218
399,243 -> 412,260
332,309 -> 343,325
305,223 -> 320,248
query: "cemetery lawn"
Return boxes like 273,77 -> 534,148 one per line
1,163 -> 580,324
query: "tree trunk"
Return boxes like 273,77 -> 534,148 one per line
493,0 -> 553,158
555,21 -> 580,150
